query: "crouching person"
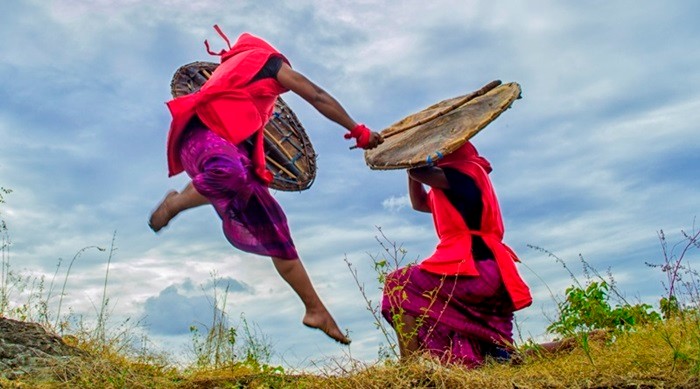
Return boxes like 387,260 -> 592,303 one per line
381,142 -> 532,367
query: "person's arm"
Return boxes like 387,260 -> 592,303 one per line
407,166 -> 449,190
276,63 -> 382,148
408,173 -> 430,213
407,166 -> 451,213
407,166 -> 450,213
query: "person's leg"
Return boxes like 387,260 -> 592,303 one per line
523,328 -> 609,357
396,313 -> 419,360
149,181 -> 210,232
271,257 -> 350,345
381,267 -> 423,360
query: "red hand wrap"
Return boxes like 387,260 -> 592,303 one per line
344,124 -> 372,149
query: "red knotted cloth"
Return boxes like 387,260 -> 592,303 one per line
418,142 -> 532,311
345,124 -> 372,149
165,26 -> 290,185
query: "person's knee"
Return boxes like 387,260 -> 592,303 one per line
385,266 -> 415,289
203,155 -> 248,178
195,156 -> 251,196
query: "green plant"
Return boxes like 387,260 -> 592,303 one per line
646,224 -> 700,372
345,227 -> 461,363
94,231 -> 117,344
345,227 -> 415,360
528,245 -> 662,337
189,272 -> 237,368
547,280 -> 661,336
188,273 -> 279,373
647,226 -> 700,319
54,244 -> 107,330
0,189 -> 50,322
0,186 -> 10,205
1,187 -> 11,315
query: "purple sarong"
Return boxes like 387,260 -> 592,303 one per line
381,260 -> 514,367
178,122 -> 298,259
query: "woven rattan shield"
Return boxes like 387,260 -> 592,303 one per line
364,80 -> 521,170
170,61 -> 317,191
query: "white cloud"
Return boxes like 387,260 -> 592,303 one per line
381,195 -> 410,213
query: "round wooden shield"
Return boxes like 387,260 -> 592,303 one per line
170,61 -> 317,192
364,80 -> 522,170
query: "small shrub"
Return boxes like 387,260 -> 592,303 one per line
548,280 -> 661,337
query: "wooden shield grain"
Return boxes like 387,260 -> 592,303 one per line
364,81 -> 522,170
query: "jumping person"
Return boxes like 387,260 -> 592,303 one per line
149,26 -> 382,345
381,142 -> 531,366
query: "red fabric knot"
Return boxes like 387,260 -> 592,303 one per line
204,24 -> 234,60
252,115 -> 274,185
344,123 -> 372,149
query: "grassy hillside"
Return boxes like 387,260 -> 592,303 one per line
0,317 -> 697,388
1,191 -> 698,388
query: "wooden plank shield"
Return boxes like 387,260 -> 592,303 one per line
170,61 -> 317,191
364,80 -> 521,170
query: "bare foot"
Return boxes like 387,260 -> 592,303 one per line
522,329 -> 611,357
149,190 -> 178,232
303,310 -> 351,345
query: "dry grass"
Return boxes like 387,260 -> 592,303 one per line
314,322 -> 698,389
1,316 -> 696,388
2,194 -> 698,388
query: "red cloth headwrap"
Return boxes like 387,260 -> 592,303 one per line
437,141 -> 492,173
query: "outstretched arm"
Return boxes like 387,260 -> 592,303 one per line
276,63 -> 382,148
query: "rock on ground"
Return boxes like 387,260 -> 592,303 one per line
0,317 -> 84,379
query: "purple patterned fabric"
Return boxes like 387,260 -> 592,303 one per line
381,260 -> 515,367
178,121 -> 299,259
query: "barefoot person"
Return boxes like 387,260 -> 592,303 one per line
150,26 -> 382,344
381,142 -> 531,365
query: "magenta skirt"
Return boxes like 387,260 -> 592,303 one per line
178,121 -> 298,259
381,260 -> 515,367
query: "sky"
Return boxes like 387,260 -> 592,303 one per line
1,0 -> 699,371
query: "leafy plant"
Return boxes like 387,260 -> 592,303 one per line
547,280 -> 661,336
528,244 -> 662,338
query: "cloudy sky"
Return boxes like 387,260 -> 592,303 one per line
1,0 -> 698,370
